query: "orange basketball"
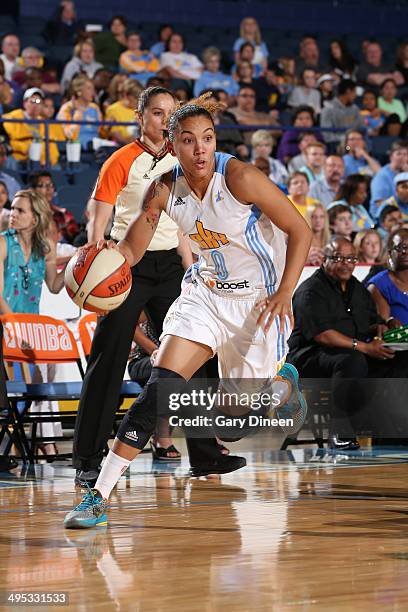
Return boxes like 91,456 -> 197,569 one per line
65,245 -> 132,314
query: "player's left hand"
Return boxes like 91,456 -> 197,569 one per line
255,289 -> 294,333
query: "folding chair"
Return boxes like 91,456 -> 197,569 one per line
1,313 -> 85,463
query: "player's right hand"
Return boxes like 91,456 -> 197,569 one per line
96,239 -> 117,250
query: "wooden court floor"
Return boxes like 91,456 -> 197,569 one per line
1,448 -> 408,611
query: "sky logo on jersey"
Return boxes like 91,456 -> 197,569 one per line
215,190 -> 224,202
189,220 -> 229,249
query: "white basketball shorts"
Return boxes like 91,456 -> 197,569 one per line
160,278 -> 291,379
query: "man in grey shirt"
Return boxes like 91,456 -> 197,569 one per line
308,155 -> 345,207
320,79 -> 365,145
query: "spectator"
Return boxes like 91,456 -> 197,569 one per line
58,75 -> 102,150
328,39 -> 357,80
377,204 -> 403,244
94,15 -> 127,69
378,78 -> 407,124
367,228 -> 408,326
320,79 -> 365,145
150,25 -> 173,59
356,41 -> 403,89
381,171 -> 408,220
360,89 -> 385,136
0,189 -> 67,457
328,203 -> 353,240
395,41 -> 408,89
41,95 -> 66,143
92,68 -> 112,110
299,142 -> 326,183
0,34 -> 20,81
304,201 -> 330,265
277,105 -> 320,164
288,131 -> 320,172
309,155 -> 345,208
28,171 -> 80,244
287,237 -> 403,449
2,87 -> 60,166
103,79 -> 143,145
12,47 -> 61,95
229,85 -> 277,145
105,73 -> 128,108
61,39 -> 103,93
287,171 -> 320,217
296,35 -> 327,77
44,0 -> 80,47
119,32 -> 160,85
0,180 -> 11,231
354,229 -> 383,264
380,113 -> 403,138
232,42 -> 263,79
341,129 -> 381,177
233,17 -> 268,74
194,47 -> 239,97
333,174 -> 374,231
317,73 -> 335,109
370,141 -> 408,218
234,59 -> 257,88
0,69 -> 14,114
160,33 -> 202,82
278,55 -> 297,92
288,68 -> 321,115
253,62 -> 283,114
250,130 -> 288,185
0,142 -> 21,199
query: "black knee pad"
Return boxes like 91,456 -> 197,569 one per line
117,367 -> 187,449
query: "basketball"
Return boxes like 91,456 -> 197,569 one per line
64,245 -> 132,313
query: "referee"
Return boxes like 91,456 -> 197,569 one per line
73,87 -> 243,486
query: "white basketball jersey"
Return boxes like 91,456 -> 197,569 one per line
165,152 -> 287,297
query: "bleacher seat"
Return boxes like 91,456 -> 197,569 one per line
56,184 -> 92,222
0,15 -> 17,35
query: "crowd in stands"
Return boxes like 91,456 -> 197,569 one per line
0,6 -> 407,266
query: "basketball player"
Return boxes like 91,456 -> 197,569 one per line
64,95 -> 312,528
73,87 -> 241,488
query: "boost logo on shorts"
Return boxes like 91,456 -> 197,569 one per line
206,279 -> 250,292
189,220 -> 229,250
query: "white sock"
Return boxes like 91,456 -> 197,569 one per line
94,451 -> 131,500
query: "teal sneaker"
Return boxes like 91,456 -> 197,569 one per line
64,488 -> 108,529
274,363 -> 308,436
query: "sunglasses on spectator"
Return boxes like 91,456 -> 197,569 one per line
391,243 -> 408,254
327,255 -> 358,264
37,182 -> 54,189
27,97 -> 42,104
19,264 -> 29,290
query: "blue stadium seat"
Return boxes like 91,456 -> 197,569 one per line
72,166 -> 100,189
0,15 -> 17,35
56,184 -> 92,221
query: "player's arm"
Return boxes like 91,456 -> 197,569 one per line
227,160 -> 312,331
115,174 -> 171,267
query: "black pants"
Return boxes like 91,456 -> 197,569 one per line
73,249 -> 222,469
289,347 -> 408,437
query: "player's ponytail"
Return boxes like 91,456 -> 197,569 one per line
167,91 -> 225,142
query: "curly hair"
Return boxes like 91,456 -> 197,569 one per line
167,91 -> 224,142
13,189 -> 52,259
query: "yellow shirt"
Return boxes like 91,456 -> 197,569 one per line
102,101 -> 136,141
2,109 -> 62,165
288,196 -> 319,217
